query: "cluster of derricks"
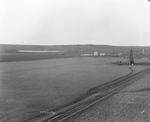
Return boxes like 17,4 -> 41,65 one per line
115,49 -> 150,66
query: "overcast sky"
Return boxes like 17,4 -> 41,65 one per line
0,0 -> 150,46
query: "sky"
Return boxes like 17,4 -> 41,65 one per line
0,0 -> 150,46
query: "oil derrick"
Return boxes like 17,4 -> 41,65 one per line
142,48 -> 145,55
130,49 -> 134,65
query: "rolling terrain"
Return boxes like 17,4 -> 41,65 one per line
0,44 -> 150,62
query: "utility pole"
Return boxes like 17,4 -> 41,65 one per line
130,49 -> 134,65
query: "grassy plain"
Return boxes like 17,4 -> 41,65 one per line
0,57 -> 133,121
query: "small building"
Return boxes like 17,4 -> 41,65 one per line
118,52 -> 123,56
113,54 -> 119,57
80,54 -> 93,57
93,51 -> 99,56
99,53 -> 106,56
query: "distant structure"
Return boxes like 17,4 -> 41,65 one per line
80,54 -> 93,57
99,53 -> 106,56
142,48 -> 145,55
93,51 -> 99,56
113,54 -> 117,57
118,52 -> 123,57
130,49 -> 134,65
117,59 -> 122,65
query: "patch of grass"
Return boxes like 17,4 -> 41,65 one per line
0,57 -> 130,121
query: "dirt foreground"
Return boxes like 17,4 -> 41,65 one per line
66,67 -> 150,122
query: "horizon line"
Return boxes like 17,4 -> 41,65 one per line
0,43 -> 149,47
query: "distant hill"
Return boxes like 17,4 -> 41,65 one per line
0,44 -> 149,55
0,44 -> 150,62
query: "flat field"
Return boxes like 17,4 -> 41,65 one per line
0,57 -> 131,121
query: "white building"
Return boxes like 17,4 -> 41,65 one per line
99,53 -> 106,56
93,51 -> 99,56
80,54 -> 93,56
118,52 -> 123,56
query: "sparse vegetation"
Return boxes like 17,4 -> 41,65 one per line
0,57 -> 130,122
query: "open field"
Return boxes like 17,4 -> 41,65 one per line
0,57 -> 134,122
0,52 -> 78,62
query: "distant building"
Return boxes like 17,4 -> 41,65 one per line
117,59 -> 122,65
93,51 -> 99,56
99,53 -> 106,56
113,54 -> 118,57
118,52 -> 123,56
19,50 -> 64,53
106,54 -> 110,56
80,54 -> 93,57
